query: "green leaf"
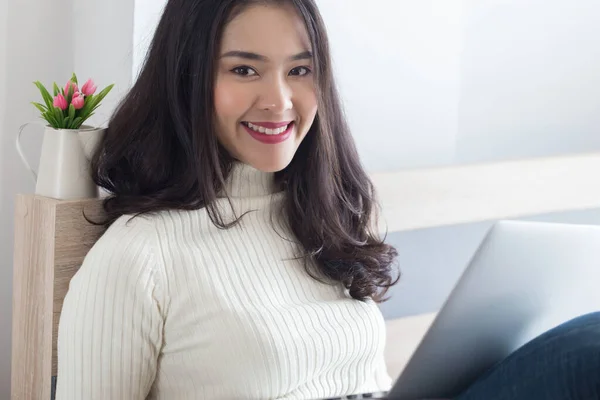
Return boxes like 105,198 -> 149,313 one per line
71,72 -> 78,85
68,104 -> 76,121
43,111 -> 58,128
39,114 -> 50,127
34,81 -> 54,110
76,82 -> 114,121
78,112 -> 95,127
90,104 -> 102,114
31,102 -> 47,114
94,84 -> 114,104
71,117 -> 83,129
64,116 -> 72,129
53,82 -> 60,96
53,107 -> 65,128
82,84 -> 114,115
79,94 -> 94,116
66,84 -> 74,105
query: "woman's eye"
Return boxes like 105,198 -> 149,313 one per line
289,66 -> 312,77
231,66 -> 258,77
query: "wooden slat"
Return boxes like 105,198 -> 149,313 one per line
12,195 -> 58,400
52,198 -> 105,311
373,152 -> 600,233
52,199 -> 106,376
11,195 -> 105,399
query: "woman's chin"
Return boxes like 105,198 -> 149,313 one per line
243,154 -> 293,173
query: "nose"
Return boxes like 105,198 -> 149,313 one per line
258,75 -> 293,114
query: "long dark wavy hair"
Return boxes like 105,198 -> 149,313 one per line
92,0 -> 399,302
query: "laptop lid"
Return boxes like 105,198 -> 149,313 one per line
389,220 -> 600,399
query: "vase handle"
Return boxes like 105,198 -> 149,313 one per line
16,121 -> 43,184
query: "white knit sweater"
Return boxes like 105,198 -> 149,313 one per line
56,162 -> 392,400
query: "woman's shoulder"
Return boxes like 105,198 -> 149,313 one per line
82,213 -> 164,276
95,213 -> 158,248
96,208 -> 194,242
90,206 -> 226,263
59,213 -> 168,316
87,208 -> 206,265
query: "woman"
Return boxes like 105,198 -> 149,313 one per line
56,0 -> 600,399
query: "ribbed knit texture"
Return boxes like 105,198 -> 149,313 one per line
56,162 -> 392,400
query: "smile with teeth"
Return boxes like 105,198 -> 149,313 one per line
243,122 -> 291,135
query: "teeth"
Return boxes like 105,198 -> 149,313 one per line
246,122 -> 290,135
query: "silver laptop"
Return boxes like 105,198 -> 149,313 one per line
388,220 -> 600,400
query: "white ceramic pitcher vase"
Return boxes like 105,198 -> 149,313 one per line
16,122 -> 105,200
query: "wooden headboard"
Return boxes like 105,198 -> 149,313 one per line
12,195 -> 106,399
11,151 -> 600,399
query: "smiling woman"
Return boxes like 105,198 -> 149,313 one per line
55,0 -> 398,399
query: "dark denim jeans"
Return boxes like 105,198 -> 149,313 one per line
455,312 -> 600,400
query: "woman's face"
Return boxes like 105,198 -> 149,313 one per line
214,4 -> 318,172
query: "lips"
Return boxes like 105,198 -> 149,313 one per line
242,121 -> 295,144
242,121 -> 291,135
243,121 -> 293,129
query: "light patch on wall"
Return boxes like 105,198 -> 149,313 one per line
457,0 -> 600,163
0,0 -> 8,160
133,0 -> 167,80
316,0 -> 467,171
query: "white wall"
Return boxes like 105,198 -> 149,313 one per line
317,0 -> 467,170
0,0 -> 7,199
318,0 -> 600,171
456,0 -> 600,164
132,0 -> 166,79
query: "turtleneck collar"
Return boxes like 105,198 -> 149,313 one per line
219,161 -> 281,198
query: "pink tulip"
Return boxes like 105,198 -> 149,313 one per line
53,94 -> 67,110
64,80 -> 79,95
81,79 -> 97,96
71,92 -> 85,109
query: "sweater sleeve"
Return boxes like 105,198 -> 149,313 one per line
56,219 -> 165,400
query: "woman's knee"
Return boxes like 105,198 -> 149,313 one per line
456,311 -> 600,400
538,311 -> 600,394
546,311 -> 600,344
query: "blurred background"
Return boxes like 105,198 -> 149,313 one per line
2,0 -> 600,397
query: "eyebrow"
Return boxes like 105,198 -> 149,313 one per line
220,50 -> 313,62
